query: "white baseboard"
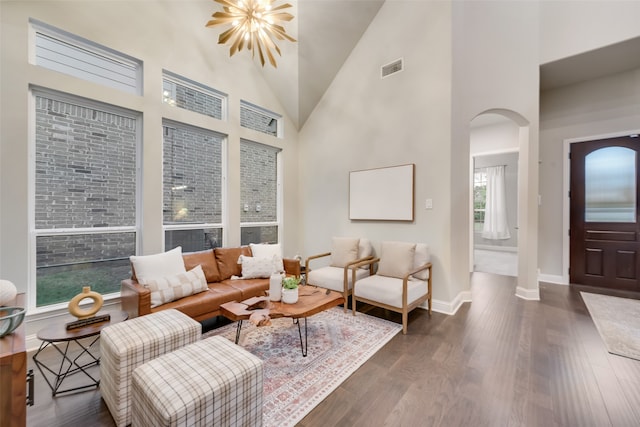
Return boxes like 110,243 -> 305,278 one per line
26,334 -> 43,352
516,286 -> 540,301
425,290 -> 472,315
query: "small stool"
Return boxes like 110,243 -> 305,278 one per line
132,336 -> 264,427
100,309 -> 201,427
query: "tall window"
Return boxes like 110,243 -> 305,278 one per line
163,121 -> 224,251
240,139 -> 281,245
33,91 -> 138,308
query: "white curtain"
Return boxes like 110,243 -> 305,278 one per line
482,165 -> 511,240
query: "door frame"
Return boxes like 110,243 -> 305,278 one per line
562,130 -> 640,285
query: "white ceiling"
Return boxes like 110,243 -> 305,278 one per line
540,35 -> 640,91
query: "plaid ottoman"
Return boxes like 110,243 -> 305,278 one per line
100,309 -> 201,427
131,335 -> 264,427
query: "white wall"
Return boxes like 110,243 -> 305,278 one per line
451,0 -> 540,299
299,1 -> 455,307
540,0 -> 640,64
0,1 -> 300,336
539,68 -> 640,280
470,119 -> 520,156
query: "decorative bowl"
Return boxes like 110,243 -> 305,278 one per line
0,306 -> 26,338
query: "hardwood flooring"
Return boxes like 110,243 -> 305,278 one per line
25,273 -> 640,426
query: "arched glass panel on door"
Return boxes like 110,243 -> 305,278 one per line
585,147 -> 636,222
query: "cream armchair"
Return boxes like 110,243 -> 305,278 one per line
305,237 -> 374,312
352,241 -> 432,334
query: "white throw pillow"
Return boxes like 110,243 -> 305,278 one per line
411,244 -> 431,280
330,237 -> 360,268
249,243 -> 284,272
238,254 -> 280,279
377,241 -> 416,279
140,265 -> 208,308
130,246 -> 186,282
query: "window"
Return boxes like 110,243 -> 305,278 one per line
240,100 -> 281,137
31,20 -> 142,95
240,139 -> 281,245
474,169 -> 487,232
33,91 -> 139,308
163,121 -> 225,251
585,147 -> 636,223
162,70 -> 227,120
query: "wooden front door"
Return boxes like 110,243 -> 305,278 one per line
570,136 -> 640,292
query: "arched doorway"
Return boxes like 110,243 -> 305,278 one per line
470,109 -> 539,300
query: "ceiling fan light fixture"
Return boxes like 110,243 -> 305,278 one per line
206,0 -> 296,68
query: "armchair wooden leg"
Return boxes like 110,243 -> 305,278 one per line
402,310 -> 408,335
352,296 -> 357,316
343,292 -> 348,312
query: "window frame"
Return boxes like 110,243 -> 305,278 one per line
240,100 -> 283,138
28,87 -> 142,314
162,70 -> 228,120
239,140 -> 282,245
161,120 -> 227,251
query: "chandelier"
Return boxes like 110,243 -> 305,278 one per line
206,0 -> 296,68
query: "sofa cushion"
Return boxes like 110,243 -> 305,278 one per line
377,241 -> 416,279
330,237 -> 360,268
183,249 -> 221,283
249,243 -> 284,272
215,246 -> 251,280
238,254 -> 279,279
220,278 -> 269,300
150,283 -> 243,319
130,246 -> 186,282
141,265 -> 209,308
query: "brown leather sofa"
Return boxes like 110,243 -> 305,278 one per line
121,246 -> 300,321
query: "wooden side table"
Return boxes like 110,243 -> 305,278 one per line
32,311 -> 127,396
0,293 -> 28,427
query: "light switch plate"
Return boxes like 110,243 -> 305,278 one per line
425,198 -> 433,209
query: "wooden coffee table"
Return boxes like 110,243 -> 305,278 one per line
220,287 -> 344,357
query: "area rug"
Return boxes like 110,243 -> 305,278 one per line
202,307 -> 401,427
581,292 -> 640,361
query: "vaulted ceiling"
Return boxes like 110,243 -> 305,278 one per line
255,0 -> 385,129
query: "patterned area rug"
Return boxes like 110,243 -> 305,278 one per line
202,307 -> 402,427
581,292 -> 640,361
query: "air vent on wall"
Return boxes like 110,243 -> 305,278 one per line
381,58 -> 403,78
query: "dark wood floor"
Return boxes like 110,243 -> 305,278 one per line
26,273 -> 640,427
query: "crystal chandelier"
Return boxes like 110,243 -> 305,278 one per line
206,0 -> 296,68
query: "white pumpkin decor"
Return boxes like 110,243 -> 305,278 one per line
0,280 -> 17,306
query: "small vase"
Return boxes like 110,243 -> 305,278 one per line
281,287 -> 298,304
269,273 -> 283,301
68,286 -> 103,319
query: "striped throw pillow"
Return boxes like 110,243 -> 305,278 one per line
141,265 -> 208,308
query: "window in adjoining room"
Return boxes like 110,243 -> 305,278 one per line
163,121 -> 225,252
162,70 -> 227,120
33,90 -> 139,308
474,169 -> 487,232
240,139 -> 281,245
240,100 -> 281,137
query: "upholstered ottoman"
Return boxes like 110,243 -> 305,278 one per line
100,309 -> 201,427
131,335 -> 264,427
